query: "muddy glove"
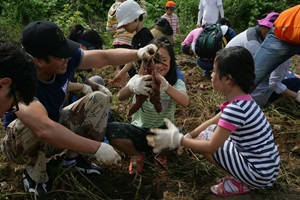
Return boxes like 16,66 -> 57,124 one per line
81,84 -> 93,94
176,133 -> 193,155
98,85 -> 112,98
147,118 -> 183,153
137,44 -> 158,60
156,74 -> 169,92
94,143 -> 121,166
296,90 -> 300,102
127,74 -> 152,96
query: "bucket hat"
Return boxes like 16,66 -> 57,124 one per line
116,1 -> 145,28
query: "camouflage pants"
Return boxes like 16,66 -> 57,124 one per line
1,91 -> 110,183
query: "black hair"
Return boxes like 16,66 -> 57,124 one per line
155,18 -> 173,36
0,40 -> 37,104
217,17 -> 232,28
68,24 -> 103,50
151,36 -> 177,86
215,46 -> 255,93
138,14 -> 144,22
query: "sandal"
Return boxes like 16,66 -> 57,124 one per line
215,175 -> 235,183
211,177 -> 251,197
129,155 -> 144,174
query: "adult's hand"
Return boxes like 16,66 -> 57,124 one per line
94,143 -> 121,166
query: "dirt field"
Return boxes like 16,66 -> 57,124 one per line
0,54 -> 300,200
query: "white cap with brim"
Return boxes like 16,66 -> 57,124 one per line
116,0 -> 145,28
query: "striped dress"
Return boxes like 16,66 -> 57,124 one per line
214,94 -> 280,189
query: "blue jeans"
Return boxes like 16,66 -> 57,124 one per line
196,58 -> 213,71
269,77 -> 300,103
253,29 -> 300,90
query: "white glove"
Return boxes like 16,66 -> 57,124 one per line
126,74 -> 152,96
81,84 -> 93,94
296,90 -> 300,102
98,85 -> 112,98
177,133 -> 193,155
94,143 -> 121,166
137,44 -> 158,60
147,118 -> 183,153
157,73 -> 169,92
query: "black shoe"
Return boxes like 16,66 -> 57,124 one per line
63,155 -> 102,175
22,170 -> 50,196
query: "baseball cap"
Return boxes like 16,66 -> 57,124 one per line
165,1 -> 176,8
21,21 -> 80,58
116,1 -> 145,28
257,12 -> 279,29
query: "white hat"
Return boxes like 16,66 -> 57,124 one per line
116,0 -> 145,28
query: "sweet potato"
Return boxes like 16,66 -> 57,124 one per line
128,53 -> 162,116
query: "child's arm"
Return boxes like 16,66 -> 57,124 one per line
189,112 -> 221,138
157,74 -> 189,107
112,62 -> 133,84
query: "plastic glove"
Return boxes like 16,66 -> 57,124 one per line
126,74 -> 152,96
147,118 -> 183,153
98,85 -> 112,98
296,90 -> 300,102
81,84 -> 93,94
156,73 -> 169,92
177,133 -> 192,155
94,143 -> 121,166
137,44 -> 158,60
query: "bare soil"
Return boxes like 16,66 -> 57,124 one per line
0,54 -> 300,200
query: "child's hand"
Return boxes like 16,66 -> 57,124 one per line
147,118 -> 183,153
156,73 -> 169,92
126,74 -> 152,96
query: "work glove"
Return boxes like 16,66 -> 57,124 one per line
147,118 -> 183,153
81,84 -> 93,94
176,133 -> 192,155
127,74 -> 152,96
296,90 -> 300,103
94,143 -> 121,166
137,44 -> 158,60
156,73 -> 169,92
98,85 -> 112,98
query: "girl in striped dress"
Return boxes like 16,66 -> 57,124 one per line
147,46 -> 280,197
105,36 -> 189,174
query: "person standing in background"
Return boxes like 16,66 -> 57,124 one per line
106,0 -> 134,87
197,0 -> 224,27
161,1 -> 182,41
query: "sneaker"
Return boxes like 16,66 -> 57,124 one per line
22,170 -> 50,196
63,155 -> 102,175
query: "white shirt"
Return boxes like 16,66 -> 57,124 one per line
197,0 -> 224,25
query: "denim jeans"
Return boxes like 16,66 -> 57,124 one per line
253,29 -> 300,90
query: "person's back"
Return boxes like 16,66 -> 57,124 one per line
197,0 -> 224,27
253,5 -> 300,89
151,18 -> 174,45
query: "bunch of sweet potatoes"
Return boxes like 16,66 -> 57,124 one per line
128,52 -> 162,116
